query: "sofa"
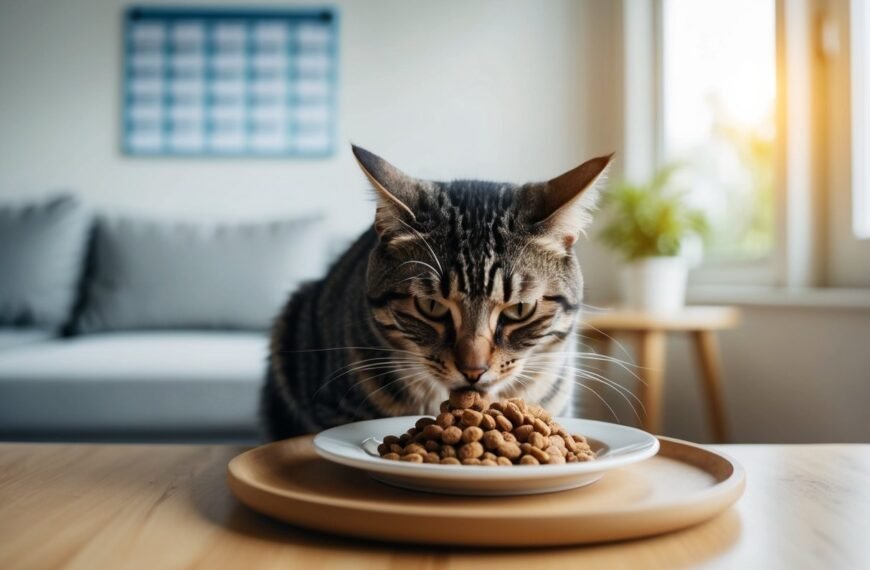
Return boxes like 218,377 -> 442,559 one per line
0,195 -> 329,442
0,330 -> 268,441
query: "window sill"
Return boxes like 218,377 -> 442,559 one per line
687,285 -> 870,310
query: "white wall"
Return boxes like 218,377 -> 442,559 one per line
668,306 -> 870,443
0,0 -> 619,237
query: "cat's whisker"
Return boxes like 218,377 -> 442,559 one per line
517,374 -> 621,424
323,356 -> 418,380
567,324 -> 634,361
507,240 -> 533,276
355,368 -> 430,416
324,356 -> 421,380
324,362 -> 421,391
578,302 -> 613,313
522,365 -> 644,422
579,379 -> 643,423
275,345 -> 422,357
419,377 -> 444,414
313,359 -> 423,398
577,356 -> 651,386
567,379 -> 622,424
524,349 -> 649,386
511,370 -> 622,424
394,217 -> 444,276
528,364 -> 646,411
397,272 -> 428,285
425,377 -> 447,414
359,367 -> 428,396
398,260 -> 441,280
328,359 -> 422,384
525,350 -> 644,370
511,372 -> 534,392
534,356 -> 649,387
323,355 -> 421,375
341,365 -> 429,403
523,361 -> 640,389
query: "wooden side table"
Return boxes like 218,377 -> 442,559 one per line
581,306 -> 739,442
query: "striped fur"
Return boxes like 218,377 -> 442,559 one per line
262,149 -> 611,440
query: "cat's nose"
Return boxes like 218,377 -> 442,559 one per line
460,366 -> 489,384
455,335 -> 492,384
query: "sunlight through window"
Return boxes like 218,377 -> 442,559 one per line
663,0 -> 777,260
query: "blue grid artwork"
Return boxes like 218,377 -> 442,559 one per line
123,7 -> 338,157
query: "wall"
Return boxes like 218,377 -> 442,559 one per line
0,0 -> 619,237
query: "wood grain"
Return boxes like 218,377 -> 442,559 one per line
581,306 -> 739,332
692,330 -> 729,442
1,442 -> 868,570
227,436 -> 742,546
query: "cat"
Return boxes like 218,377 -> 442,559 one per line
262,145 -> 612,440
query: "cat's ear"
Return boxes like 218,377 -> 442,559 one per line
352,144 -> 424,237
532,153 -> 614,250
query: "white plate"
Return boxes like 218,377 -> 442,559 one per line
313,417 -> 659,496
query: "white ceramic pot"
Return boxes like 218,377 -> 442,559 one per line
620,256 -> 688,314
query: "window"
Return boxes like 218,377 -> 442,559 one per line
661,0 -> 777,262
626,0 -> 870,289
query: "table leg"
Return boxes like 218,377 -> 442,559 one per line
692,330 -> 729,443
636,331 -> 666,434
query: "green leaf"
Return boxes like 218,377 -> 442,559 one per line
597,163 -> 709,260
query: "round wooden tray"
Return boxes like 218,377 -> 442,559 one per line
227,435 -> 745,546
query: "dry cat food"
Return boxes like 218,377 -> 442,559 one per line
377,391 -> 596,466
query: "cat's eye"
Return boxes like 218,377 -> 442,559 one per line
414,297 -> 450,320
501,301 -> 537,322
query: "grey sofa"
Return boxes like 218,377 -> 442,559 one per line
0,195 -> 328,442
0,330 -> 267,441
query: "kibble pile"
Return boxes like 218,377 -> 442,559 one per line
377,390 -> 596,466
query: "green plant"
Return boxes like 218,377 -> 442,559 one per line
598,165 -> 708,261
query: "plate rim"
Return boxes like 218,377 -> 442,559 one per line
311,416 -> 660,481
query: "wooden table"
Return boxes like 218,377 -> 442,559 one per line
581,306 -> 739,442
1,442 -> 868,570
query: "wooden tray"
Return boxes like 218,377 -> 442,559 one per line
227,435 -> 745,546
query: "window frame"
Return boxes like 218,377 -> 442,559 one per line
627,0 -> 870,289
819,0 -> 870,286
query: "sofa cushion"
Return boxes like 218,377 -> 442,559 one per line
0,329 -> 55,351
0,195 -> 90,329
71,214 -> 325,333
0,332 -> 266,437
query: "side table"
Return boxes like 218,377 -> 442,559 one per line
581,306 -> 739,442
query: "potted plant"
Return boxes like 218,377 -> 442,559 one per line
599,165 -> 708,314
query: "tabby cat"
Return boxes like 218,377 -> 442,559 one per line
262,145 -> 612,439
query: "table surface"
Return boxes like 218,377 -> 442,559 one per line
1,442 -> 868,570
581,305 -> 739,331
